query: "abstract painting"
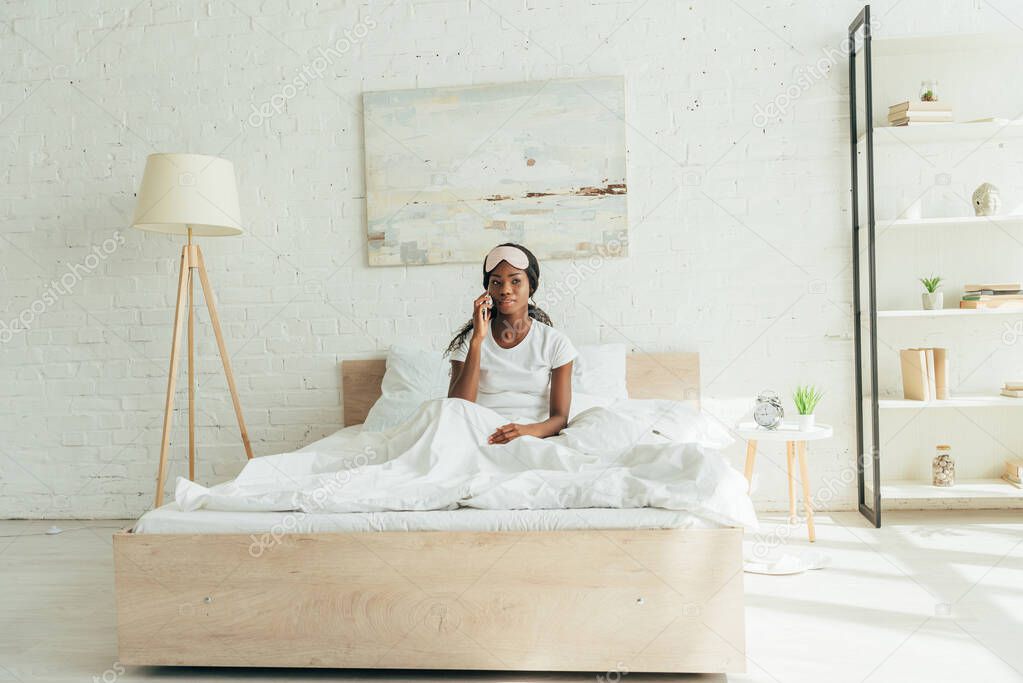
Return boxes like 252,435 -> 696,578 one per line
363,76 -> 628,266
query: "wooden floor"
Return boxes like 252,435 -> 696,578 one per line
1,511 -> 1021,682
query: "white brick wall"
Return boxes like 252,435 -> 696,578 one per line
0,0 -> 1013,518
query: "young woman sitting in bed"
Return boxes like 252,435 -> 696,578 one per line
174,242 -> 756,530
445,243 -> 578,445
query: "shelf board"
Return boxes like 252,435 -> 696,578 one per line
883,479 -> 1023,499
858,120 -> 1023,145
877,307 -> 1023,318
879,394 -> 1023,409
876,215 -> 1023,230
866,479 -> 1023,509
872,32 -> 1023,57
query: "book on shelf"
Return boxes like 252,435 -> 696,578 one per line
1001,383 -> 1023,398
933,348 -> 949,400
962,294 -> 1023,302
959,299 -> 1023,309
888,101 -> 953,114
964,282 -> 1022,292
1005,459 -> 1023,482
900,349 -> 930,401
959,284 -> 1023,307
899,347 -> 949,401
1004,459 -> 1023,488
888,117 -> 954,127
924,349 -> 937,400
888,111 -> 954,120
887,103 -> 954,127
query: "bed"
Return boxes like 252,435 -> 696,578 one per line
113,352 -> 747,673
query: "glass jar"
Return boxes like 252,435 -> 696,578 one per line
919,80 -> 939,102
933,444 -> 954,487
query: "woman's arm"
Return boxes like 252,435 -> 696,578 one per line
449,293 -> 492,402
447,339 -> 483,402
488,361 -> 573,443
533,361 -> 573,437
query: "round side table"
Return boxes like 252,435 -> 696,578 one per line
736,421 -> 833,543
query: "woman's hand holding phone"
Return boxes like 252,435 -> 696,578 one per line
471,292 -> 492,342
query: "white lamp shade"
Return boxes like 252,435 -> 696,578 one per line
132,153 -> 243,236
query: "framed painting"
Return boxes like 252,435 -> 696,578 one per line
363,76 -> 629,266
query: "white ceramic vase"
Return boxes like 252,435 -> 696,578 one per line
798,414 -> 816,432
922,292 -> 943,310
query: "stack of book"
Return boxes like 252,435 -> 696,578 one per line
1004,459 -> 1023,488
960,282 -> 1023,309
899,347 -> 950,401
888,101 -> 953,126
1000,380 -> 1023,398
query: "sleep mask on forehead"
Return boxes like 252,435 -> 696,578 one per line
483,245 -> 529,272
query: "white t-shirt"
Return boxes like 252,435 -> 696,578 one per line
449,319 -> 578,423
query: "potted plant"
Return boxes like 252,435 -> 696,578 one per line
793,385 -> 823,431
919,276 -> 943,310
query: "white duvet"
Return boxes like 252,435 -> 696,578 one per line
176,397 -> 758,530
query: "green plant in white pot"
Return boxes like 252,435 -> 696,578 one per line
920,276 -> 943,310
793,385 -> 823,431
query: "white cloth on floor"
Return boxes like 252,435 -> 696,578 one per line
744,549 -> 831,575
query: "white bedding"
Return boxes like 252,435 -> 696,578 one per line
174,397 -> 758,530
132,503 -> 722,535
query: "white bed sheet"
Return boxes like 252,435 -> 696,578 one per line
140,421 -> 724,531
132,503 -> 723,534
144,406 -> 751,534
138,422 -> 725,533
175,398 -> 757,531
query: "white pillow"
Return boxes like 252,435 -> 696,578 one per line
361,345 -> 448,432
572,343 -> 628,399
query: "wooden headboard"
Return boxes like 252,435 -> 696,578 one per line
340,352 -> 700,427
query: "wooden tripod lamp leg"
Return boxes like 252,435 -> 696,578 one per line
195,246 -> 254,459
188,256 -> 196,482
154,246 -> 192,507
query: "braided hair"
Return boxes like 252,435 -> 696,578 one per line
444,242 -> 553,358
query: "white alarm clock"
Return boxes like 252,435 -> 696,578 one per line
754,390 -> 784,430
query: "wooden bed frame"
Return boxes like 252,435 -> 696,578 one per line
113,352 -> 746,673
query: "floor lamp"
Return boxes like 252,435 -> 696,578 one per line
132,153 -> 253,507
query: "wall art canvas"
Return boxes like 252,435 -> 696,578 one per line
363,76 -> 629,266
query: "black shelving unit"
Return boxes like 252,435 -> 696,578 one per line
848,5 -> 882,527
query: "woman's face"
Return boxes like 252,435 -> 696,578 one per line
487,260 -> 531,317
